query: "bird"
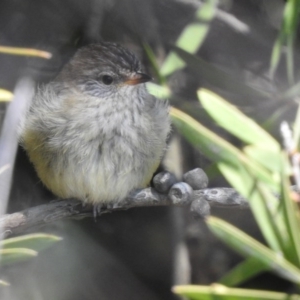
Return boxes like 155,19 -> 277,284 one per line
20,42 -> 170,214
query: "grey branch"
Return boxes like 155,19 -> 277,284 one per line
0,168 -> 249,238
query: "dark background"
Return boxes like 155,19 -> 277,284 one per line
0,1 -> 297,299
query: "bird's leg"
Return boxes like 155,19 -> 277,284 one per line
93,200 -> 121,220
93,204 -> 104,220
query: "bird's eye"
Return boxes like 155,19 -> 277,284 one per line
102,75 -> 113,85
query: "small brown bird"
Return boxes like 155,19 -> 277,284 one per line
20,42 -> 170,211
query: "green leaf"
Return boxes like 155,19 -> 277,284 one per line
170,107 -> 276,189
263,103 -> 293,133
160,0 -> 217,76
173,284 -> 300,300
143,43 -> 166,85
171,106 -> 241,162
206,216 -> 300,284
0,46 -> 51,59
173,47 -> 268,98
278,153 -> 300,267
270,31 -> 285,79
217,163 -> 283,252
204,162 -> 221,180
283,0 -> 300,33
243,145 -> 282,173
198,89 -> 279,151
286,34 -> 295,84
0,89 -> 13,102
171,107 -> 284,251
0,279 -> 10,286
1,233 -> 62,252
146,82 -> 171,99
280,80 -> 300,100
218,257 -> 268,287
0,248 -> 37,265
270,0 -> 300,81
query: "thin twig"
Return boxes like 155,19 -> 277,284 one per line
0,186 -> 248,238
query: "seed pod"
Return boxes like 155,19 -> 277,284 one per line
153,171 -> 177,194
183,168 -> 208,190
168,182 -> 193,205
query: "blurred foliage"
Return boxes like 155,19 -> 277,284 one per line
144,0 -> 300,298
0,89 -> 13,102
0,0 -> 299,296
0,108 -> 61,285
0,233 -> 62,286
0,46 -> 51,59
172,90 -> 300,299
270,0 -> 300,84
173,284 -> 300,300
0,45 -> 51,99
160,0 -> 218,77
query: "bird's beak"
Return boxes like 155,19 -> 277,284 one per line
124,72 -> 152,85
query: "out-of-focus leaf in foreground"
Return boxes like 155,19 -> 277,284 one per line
170,104 -> 292,254
0,89 -> 13,102
270,0 -> 300,83
173,284 -> 300,300
0,45 -> 51,59
198,89 -> 279,151
0,233 -> 61,266
160,0 -> 217,77
1,233 -> 62,253
146,82 -> 171,99
0,248 -> 37,266
218,257 -> 268,287
207,216 -> 300,284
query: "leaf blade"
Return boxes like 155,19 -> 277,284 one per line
207,216 -> 300,284
1,233 -> 62,252
160,0 -> 217,76
198,89 -> 279,151
173,284 -> 300,300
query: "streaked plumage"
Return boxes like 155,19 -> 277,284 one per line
20,42 -> 170,204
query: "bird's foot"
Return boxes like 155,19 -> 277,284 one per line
93,201 -> 120,221
93,204 -> 105,221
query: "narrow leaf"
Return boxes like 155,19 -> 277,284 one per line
170,107 -> 276,189
270,0 -> 300,80
280,80 -> 300,100
160,0 -> 217,76
207,216 -> 300,284
143,43 -> 166,85
218,257 -> 268,287
198,89 -> 279,151
244,145 -> 282,173
0,46 -> 51,59
270,32 -> 285,79
146,82 -> 171,99
0,279 -> 10,286
286,34 -> 295,84
0,248 -> 37,265
217,163 -> 283,252
171,107 -> 283,251
173,284 -> 300,300
0,89 -> 13,102
2,233 -> 62,252
278,153 -> 300,267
